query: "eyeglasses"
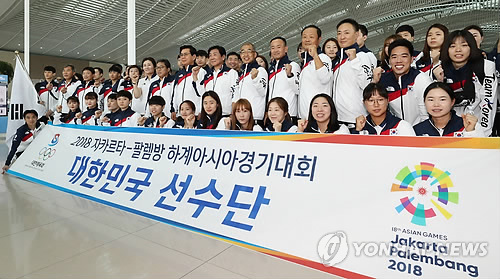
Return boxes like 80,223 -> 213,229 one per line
239,50 -> 255,55
365,98 -> 387,105
179,53 -> 191,57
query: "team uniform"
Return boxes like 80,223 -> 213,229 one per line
195,64 -> 239,116
76,107 -> 99,125
148,75 -> 175,115
56,77 -> 81,113
304,123 -> 350,134
268,55 -> 300,118
196,114 -> 219,129
142,113 -> 169,128
215,118 -> 264,131
332,43 -> 373,124
359,45 -> 378,70
99,79 -> 125,113
172,65 -> 206,115
53,109 -> 81,125
263,118 -> 298,132
413,110 -> 485,137
379,67 -> 432,125
234,61 -> 268,120
170,117 -> 199,129
5,121 -> 46,166
350,113 -> 415,136
74,80 -> 95,111
441,60 -> 498,136
109,107 -> 140,127
298,48 -> 333,119
35,79 -> 59,112
97,110 -> 120,126
133,75 -> 159,114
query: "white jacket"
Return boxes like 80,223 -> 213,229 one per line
268,56 -> 300,118
298,51 -> 333,119
195,64 -> 239,116
172,65 -> 206,115
234,62 -> 268,120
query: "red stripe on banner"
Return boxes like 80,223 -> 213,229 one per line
449,80 -> 466,91
204,75 -> 214,87
262,252 -> 374,279
333,58 -> 348,72
178,72 -> 192,85
22,133 -> 33,141
269,68 -> 282,80
38,88 -> 48,96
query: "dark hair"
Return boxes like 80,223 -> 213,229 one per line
74,73 -> 83,81
297,42 -> 303,52
94,67 -> 103,75
256,55 -> 269,70
116,90 -> 132,100
85,92 -> 98,100
440,30 -> 485,104
388,39 -> 414,56
23,109 -> 38,118
381,34 -> 402,69
423,82 -> 455,100
208,45 -> 226,57
82,66 -> 94,74
464,25 -> 483,37
231,99 -> 255,130
337,18 -> 360,32
304,93 -> 340,133
363,83 -> 389,101
43,66 -> 56,73
421,23 -> 449,63
180,45 -> 197,56
196,50 -> 208,58
199,91 -> 223,129
227,51 -> 240,60
109,64 -> 122,73
270,36 -> 287,46
322,38 -> 340,55
64,64 -> 75,72
127,65 -> 143,76
108,93 -> 117,100
264,97 -> 291,127
301,25 -> 322,37
396,24 -> 415,37
67,96 -> 79,104
178,100 -> 196,121
157,59 -> 171,69
359,24 -> 368,36
148,95 -> 166,106
142,57 -> 157,68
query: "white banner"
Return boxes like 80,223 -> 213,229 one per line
8,124 -> 500,279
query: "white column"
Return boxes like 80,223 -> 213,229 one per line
24,0 -> 30,73
127,0 -> 136,65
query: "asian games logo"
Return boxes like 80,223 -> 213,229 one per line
391,162 -> 459,226
38,134 -> 59,161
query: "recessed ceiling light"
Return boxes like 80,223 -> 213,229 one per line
40,47 -> 43,49
77,52 -> 80,54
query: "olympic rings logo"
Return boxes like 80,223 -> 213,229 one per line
38,147 -> 56,161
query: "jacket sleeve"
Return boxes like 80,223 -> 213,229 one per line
251,68 -> 268,97
351,53 -> 373,90
288,62 -> 301,94
5,128 -> 24,165
316,54 -> 333,85
475,61 -> 498,136
464,122 -> 487,137
415,72 -> 433,123
397,120 -> 417,136
231,71 -> 241,102
53,112 -> 62,125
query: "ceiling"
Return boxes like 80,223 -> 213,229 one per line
0,0 -> 498,65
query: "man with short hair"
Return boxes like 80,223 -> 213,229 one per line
298,24 -> 333,119
373,39 -> 432,125
396,24 -> 422,61
227,52 -> 242,73
332,18 -> 374,125
268,36 -> 300,121
193,45 -> 239,116
75,66 -> 95,111
35,66 -> 59,113
196,49 -> 211,72
357,24 -> 377,69
56,64 -> 81,113
93,67 -> 104,93
172,45 -> 207,115
98,64 -> 124,113
235,42 -> 268,123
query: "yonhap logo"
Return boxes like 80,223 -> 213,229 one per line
317,231 -> 349,267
